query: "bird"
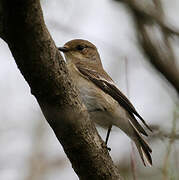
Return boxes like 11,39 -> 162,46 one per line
58,39 -> 152,166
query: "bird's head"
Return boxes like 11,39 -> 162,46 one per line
58,39 -> 102,66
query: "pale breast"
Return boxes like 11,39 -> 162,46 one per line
68,63 -> 115,108
67,63 -> 121,126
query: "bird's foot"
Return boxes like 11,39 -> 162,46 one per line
103,143 -> 111,151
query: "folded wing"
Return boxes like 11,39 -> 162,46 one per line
76,65 -> 152,135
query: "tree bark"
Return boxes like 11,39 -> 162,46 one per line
0,0 -> 122,179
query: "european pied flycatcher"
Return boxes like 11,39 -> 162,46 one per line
58,39 -> 152,166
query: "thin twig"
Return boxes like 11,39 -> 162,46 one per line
162,106 -> 178,180
124,57 -> 137,180
130,141 -> 137,180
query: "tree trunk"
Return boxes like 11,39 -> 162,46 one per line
0,0 -> 122,179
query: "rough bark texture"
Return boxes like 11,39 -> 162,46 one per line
0,0 -> 122,179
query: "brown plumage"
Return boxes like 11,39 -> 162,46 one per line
58,39 -> 152,166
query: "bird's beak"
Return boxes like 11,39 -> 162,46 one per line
58,46 -> 69,52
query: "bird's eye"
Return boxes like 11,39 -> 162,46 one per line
76,45 -> 85,51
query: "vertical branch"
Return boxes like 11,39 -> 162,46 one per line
162,106 -> 178,180
26,114 -> 46,180
130,142 -> 137,180
125,57 -> 130,97
124,57 -> 137,180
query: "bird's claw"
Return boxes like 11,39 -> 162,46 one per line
103,144 -> 111,151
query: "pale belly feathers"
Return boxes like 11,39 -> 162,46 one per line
67,63 -> 133,135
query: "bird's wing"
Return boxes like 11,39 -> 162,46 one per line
76,65 -> 152,134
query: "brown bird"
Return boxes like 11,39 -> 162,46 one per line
58,39 -> 152,166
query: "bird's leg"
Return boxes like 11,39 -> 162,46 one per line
105,125 -> 112,151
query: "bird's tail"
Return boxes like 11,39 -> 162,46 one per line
132,127 -> 152,166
